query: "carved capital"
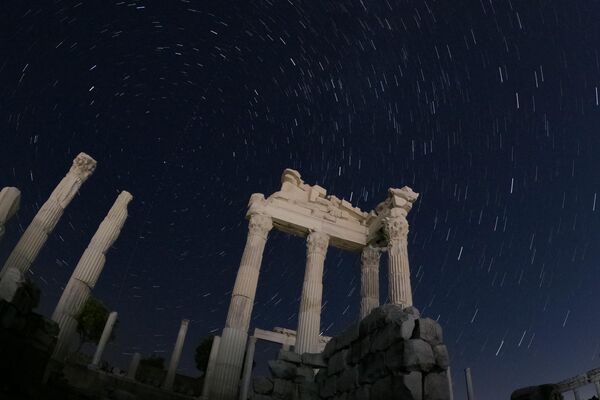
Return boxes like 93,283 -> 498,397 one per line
383,216 -> 409,243
306,231 -> 329,255
69,153 -> 97,181
248,214 -> 273,238
361,245 -> 380,266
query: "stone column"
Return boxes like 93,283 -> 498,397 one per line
210,213 -> 272,400
465,367 -> 475,400
447,366 -> 454,400
359,245 -> 380,320
163,319 -> 190,390
0,153 -> 96,302
51,191 -> 132,361
91,311 -> 118,367
127,352 -> 141,380
383,212 -> 413,307
593,381 -> 600,398
240,336 -> 257,400
573,388 -> 582,400
0,187 -> 21,243
295,231 -> 329,355
202,335 -> 221,398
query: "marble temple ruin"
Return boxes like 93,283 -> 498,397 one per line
209,168 -> 419,400
0,186 -> 21,244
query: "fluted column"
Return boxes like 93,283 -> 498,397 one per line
127,352 -> 141,380
163,319 -> 190,390
202,335 -> 221,398
210,213 -> 273,400
240,336 -> 257,400
295,231 -> 329,355
383,213 -> 413,307
359,245 -> 380,320
0,153 -> 96,301
91,311 -> 118,367
0,187 -> 21,243
51,191 -> 132,361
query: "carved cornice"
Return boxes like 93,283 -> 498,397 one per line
383,216 -> 409,242
248,214 -> 273,238
361,245 -> 380,266
69,153 -> 97,181
307,231 -> 329,255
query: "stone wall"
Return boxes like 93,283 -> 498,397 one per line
250,305 -> 451,400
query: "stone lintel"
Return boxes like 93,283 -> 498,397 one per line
557,374 -> 589,391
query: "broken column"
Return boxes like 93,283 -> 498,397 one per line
0,153 -> 97,301
202,336 -> 221,398
91,311 -> 118,367
210,212 -> 273,400
163,319 -> 190,390
127,352 -> 141,380
0,187 -> 21,243
51,190 -> 132,361
383,187 -> 418,307
295,230 -> 329,354
359,245 -> 380,320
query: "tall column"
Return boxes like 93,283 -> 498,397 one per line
295,231 -> 329,355
447,366 -> 454,400
0,153 -> 96,301
127,352 -> 141,380
573,388 -> 582,400
163,319 -> 190,390
0,187 -> 21,243
210,213 -> 272,400
91,311 -> 118,367
383,212 -> 413,307
202,335 -> 221,398
239,336 -> 257,400
594,381 -> 600,398
51,191 -> 133,361
359,245 -> 380,320
465,367 -> 475,400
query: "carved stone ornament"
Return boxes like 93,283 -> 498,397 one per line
306,231 -> 329,255
69,152 -> 97,180
383,216 -> 409,242
361,245 -> 380,266
248,214 -> 273,237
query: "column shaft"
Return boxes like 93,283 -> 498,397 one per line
239,336 -> 257,400
163,319 -> 190,390
51,191 -> 132,361
384,215 -> 413,307
594,381 -> 600,397
202,336 -> 221,398
91,311 -> 118,366
0,187 -> 21,243
359,245 -> 380,320
0,153 -> 96,301
574,388 -> 582,400
295,231 -> 329,354
210,214 -> 272,400
127,352 -> 141,380
465,368 -> 475,400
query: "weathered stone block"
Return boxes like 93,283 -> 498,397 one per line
403,306 -> 421,318
299,381 -> 319,398
338,365 -> 360,392
395,371 -> 423,400
432,345 -> 449,370
383,341 -> 404,369
354,385 -> 371,400
403,339 -> 435,372
370,376 -> 393,400
323,337 -> 338,360
360,335 -> 371,359
350,339 -> 362,364
329,349 -> 349,375
273,378 -> 295,399
253,376 -> 274,394
359,307 -> 387,336
302,352 -> 327,368
295,365 -> 315,383
268,359 -> 297,379
334,393 -> 349,400
359,352 -> 387,383
337,323 -> 360,350
413,318 -> 443,346
321,375 -> 337,398
279,349 -> 302,364
316,368 -> 328,384
424,371 -> 451,400
253,395 -> 273,400
371,319 -> 415,352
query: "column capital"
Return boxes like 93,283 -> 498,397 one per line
306,230 -> 329,255
248,214 -> 273,238
383,215 -> 409,243
361,245 -> 381,265
69,152 -> 97,181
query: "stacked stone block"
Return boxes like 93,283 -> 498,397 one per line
251,305 -> 451,400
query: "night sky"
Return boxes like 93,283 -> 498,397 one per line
2,1 -> 600,399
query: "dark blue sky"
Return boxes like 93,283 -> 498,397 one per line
2,1 -> 600,399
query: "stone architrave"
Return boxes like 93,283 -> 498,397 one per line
51,191 -> 132,361
0,187 -> 21,243
383,212 -> 413,307
127,352 -> 141,380
91,311 -> 118,367
359,245 -> 380,320
0,153 -> 96,301
202,335 -> 221,398
210,213 -> 273,400
163,319 -> 190,390
295,231 -> 329,354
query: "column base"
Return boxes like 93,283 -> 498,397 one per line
210,327 -> 248,400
